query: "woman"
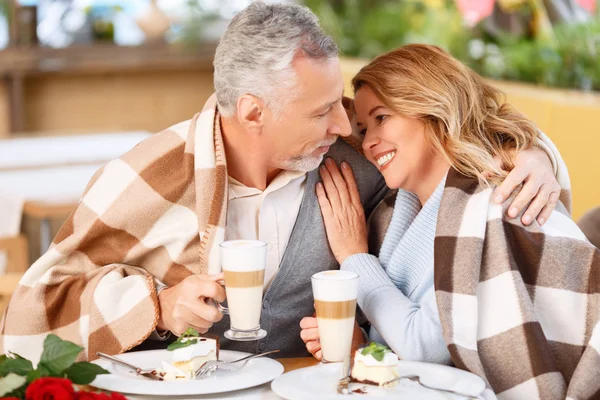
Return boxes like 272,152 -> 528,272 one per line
300,44 -> 599,399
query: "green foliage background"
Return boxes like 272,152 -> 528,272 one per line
304,0 -> 600,91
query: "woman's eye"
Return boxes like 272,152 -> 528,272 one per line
375,115 -> 389,124
359,128 -> 367,135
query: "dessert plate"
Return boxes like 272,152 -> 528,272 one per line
271,361 -> 486,400
91,349 -> 283,396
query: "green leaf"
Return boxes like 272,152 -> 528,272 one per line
371,350 -> 385,362
167,328 -> 201,351
182,327 -> 200,338
0,354 -> 34,377
36,363 -> 52,377
65,362 -> 109,385
360,342 -> 389,362
167,338 -> 198,351
27,369 -> 42,383
0,373 -> 27,397
39,334 -> 83,375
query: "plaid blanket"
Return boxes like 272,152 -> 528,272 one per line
0,95 -> 228,363
435,169 -> 600,399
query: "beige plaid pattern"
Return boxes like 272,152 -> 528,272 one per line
0,95 -> 228,364
435,169 -> 600,400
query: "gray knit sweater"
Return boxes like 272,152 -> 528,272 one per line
342,177 -> 452,364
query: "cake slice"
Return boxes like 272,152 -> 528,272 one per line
155,328 -> 220,380
171,336 -> 218,374
351,342 -> 399,387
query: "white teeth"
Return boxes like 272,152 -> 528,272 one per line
376,151 -> 396,167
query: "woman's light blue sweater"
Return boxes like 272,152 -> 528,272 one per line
342,178 -> 452,364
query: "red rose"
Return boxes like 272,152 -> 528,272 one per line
25,377 -> 74,400
73,391 -> 125,400
74,391 -> 104,400
3,397 -> 21,400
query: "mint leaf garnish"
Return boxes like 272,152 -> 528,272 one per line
360,342 -> 390,362
167,328 -> 201,351
65,362 -> 109,385
182,327 -> 200,338
39,334 -> 83,375
372,350 -> 385,362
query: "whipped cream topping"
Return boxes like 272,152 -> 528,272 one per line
171,337 -> 217,362
354,349 -> 399,367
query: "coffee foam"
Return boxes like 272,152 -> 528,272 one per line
220,240 -> 267,272
312,270 -> 358,301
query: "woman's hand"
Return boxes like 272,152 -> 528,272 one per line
493,147 -> 561,226
300,316 -> 322,360
300,315 -> 367,361
316,158 -> 368,265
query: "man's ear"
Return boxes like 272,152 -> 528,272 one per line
236,95 -> 265,135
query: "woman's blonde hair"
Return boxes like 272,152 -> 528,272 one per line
352,44 -> 538,184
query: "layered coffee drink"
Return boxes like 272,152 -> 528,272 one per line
311,270 -> 359,362
220,240 -> 267,341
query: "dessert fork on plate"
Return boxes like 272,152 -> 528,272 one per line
336,355 -> 351,394
385,375 -> 480,398
194,349 -> 281,378
96,352 -> 163,381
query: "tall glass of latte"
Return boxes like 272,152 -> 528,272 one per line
311,270 -> 358,362
219,240 -> 267,341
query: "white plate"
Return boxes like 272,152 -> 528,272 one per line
271,361 -> 486,400
91,349 -> 284,396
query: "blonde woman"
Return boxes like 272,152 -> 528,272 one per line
301,44 -> 599,399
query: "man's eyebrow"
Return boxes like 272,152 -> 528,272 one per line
313,89 -> 345,114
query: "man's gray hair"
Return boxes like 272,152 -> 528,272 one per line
213,2 -> 339,118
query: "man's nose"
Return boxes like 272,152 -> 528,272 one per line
329,102 -> 352,137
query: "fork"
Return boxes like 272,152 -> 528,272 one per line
194,349 -> 281,379
96,352 -> 163,381
386,375 -> 478,398
336,355 -> 351,394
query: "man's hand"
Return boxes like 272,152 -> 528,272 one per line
300,315 -> 366,361
156,273 -> 226,336
493,147 -> 561,226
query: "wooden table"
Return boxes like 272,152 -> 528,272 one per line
279,357 -> 319,373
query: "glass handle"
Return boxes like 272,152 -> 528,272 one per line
210,298 -> 229,315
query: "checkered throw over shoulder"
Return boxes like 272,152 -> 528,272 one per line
0,95 -> 228,363
435,169 -> 600,400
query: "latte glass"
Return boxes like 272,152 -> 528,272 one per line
311,270 -> 358,362
219,240 -> 267,341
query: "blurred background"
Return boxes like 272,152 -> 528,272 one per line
0,0 -> 598,311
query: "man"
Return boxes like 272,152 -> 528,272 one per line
0,2 -> 564,362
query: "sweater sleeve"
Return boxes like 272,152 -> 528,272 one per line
342,253 -> 451,364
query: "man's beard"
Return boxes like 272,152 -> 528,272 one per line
277,137 -> 339,172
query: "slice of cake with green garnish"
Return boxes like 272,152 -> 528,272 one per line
152,328 -> 219,380
351,342 -> 399,387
